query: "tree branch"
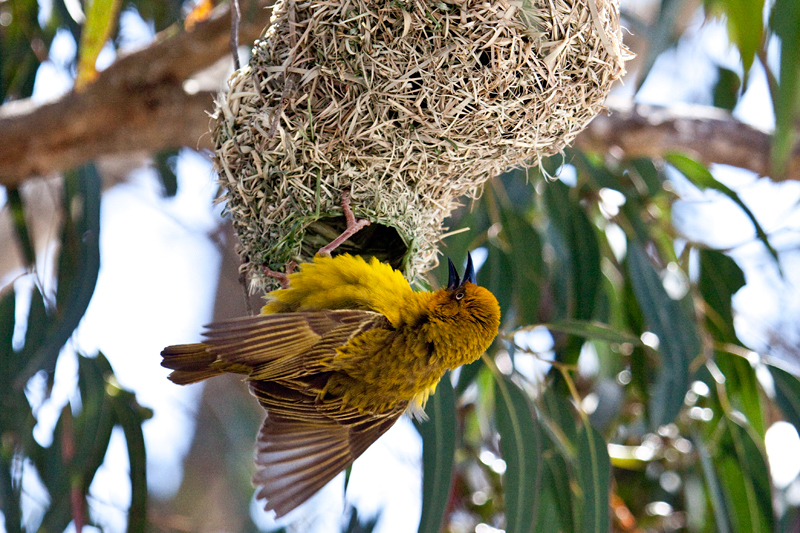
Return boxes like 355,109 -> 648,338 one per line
2,7 -> 798,186
576,96 -> 800,181
0,0 -> 272,188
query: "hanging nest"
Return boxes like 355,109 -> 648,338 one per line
213,0 -> 628,293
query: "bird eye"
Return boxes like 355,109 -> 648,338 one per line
455,290 -> 465,300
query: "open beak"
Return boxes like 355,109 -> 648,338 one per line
447,252 -> 476,290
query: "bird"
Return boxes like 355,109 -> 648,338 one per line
160,196 -> 501,517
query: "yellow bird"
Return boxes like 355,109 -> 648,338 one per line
161,251 -> 500,517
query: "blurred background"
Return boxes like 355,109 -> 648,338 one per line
2,0 -> 800,531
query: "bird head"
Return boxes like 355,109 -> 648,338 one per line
427,253 -> 501,366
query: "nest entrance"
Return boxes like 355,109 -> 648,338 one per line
301,218 -> 408,271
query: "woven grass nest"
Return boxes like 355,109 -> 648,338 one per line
213,0 -> 628,292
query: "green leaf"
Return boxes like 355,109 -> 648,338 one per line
770,365 -> 800,434
698,249 -> 745,342
542,180 -> 602,364
628,158 -> 664,198
769,0 -> 800,174
705,0 -> 764,75
715,419 -> 774,532
627,243 -> 700,428
713,67 -> 742,111
576,423 -> 610,533
6,188 -> 36,268
696,435 -> 733,533
536,320 -> 642,346
0,288 -> 16,381
111,387 -> 149,533
76,0 -> 123,89
494,375 -> 543,533
153,149 -> 180,197
415,374 -> 457,533
499,205 -> 543,326
16,164 -> 102,388
667,153 -> 781,271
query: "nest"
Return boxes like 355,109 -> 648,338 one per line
213,0 -> 628,293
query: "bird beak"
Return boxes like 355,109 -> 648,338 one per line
464,253 -> 476,284
447,253 -> 477,290
447,258 -> 461,290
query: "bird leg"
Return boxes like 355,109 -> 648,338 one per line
263,261 -> 296,289
316,191 -> 370,257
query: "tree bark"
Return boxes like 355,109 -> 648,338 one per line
0,0 -> 272,187
1,2 -> 797,185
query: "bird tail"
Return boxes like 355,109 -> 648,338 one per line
160,343 -> 223,385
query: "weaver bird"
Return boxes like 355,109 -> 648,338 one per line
161,200 -> 500,517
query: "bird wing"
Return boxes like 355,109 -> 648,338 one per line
250,380 -> 406,517
202,309 -> 390,380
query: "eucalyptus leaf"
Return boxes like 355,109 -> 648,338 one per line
494,375 -> 543,533
415,374 -> 457,533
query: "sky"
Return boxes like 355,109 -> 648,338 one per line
4,1 -> 800,531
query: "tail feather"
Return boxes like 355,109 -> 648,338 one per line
160,343 -> 223,385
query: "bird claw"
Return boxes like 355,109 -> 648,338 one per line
263,261 -> 296,289
316,190 -> 370,257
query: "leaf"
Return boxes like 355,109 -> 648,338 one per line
415,374 -> 457,533
628,158 -> 664,198
499,205 -> 543,327
715,419 -> 774,532
75,0 -> 123,89
769,365 -> 800,434
698,249 -> 745,342
705,0 -> 764,75
16,164 -> 102,388
6,188 -> 36,268
769,0 -> 800,174
494,375 -> 543,533
542,180 -> 602,364
536,320 -> 642,346
153,149 -> 180,197
112,387 -> 150,533
666,153 -> 781,271
576,423 -> 610,533
627,243 -> 700,428
696,435 -> 733,533
713,67 -> 742,111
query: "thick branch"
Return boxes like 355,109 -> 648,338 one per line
0,0 -> 272,187
2,12 -> 798,185
576,97 -> 800,181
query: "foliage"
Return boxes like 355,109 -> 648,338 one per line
2,0 -> 800,532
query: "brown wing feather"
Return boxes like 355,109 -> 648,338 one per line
205,309 -> 402,516
252,401 -> 406,517
202,310 -> 390,380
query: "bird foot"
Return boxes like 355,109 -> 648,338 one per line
263,261 -> 296,289
316,191 -> 370,257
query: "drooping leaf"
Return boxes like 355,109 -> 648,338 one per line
153,149 -> 180,197
499,205 -> 543,327
76,0 -> 123,89
576,423 -> 610,533
112,385 -> 150,533
627,243 -> 700,428
536,320 -> 642,346
415,374 -> 457,533
769,0 -> 800,174
704,0 -> 764,75
715,419 -> 774,532
16,164 -> 102,388
667,153 -> 781,270
542,180 -> 602,364
696,435 -> 733,533
6,188 -> 36,268
698,249 -> 745,342
770,365 -> 800,434
713,66 -> 742,111
494,374 -> 543,533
